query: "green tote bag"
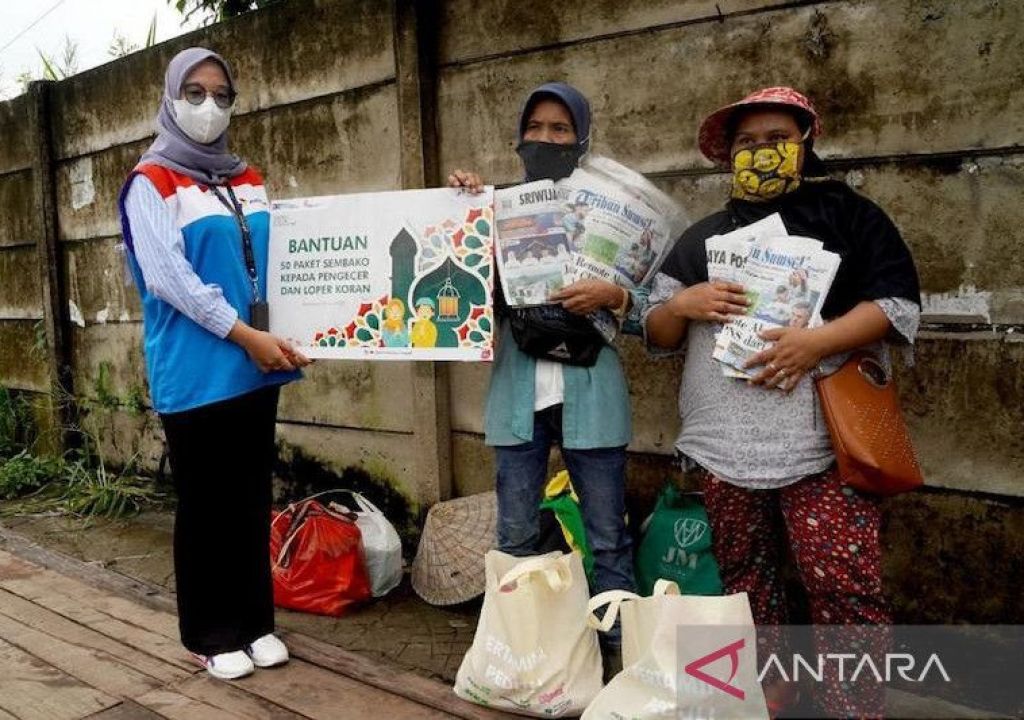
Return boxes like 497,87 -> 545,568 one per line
635,484 -> 723,596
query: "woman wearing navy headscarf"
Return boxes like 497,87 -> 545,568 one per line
118,48 -> 309,680
450,83 -> 638,673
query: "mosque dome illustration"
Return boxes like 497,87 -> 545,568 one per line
407,257 -> 486,348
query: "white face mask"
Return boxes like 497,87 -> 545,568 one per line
172,96 -> 232,144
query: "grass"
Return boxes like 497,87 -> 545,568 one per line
0,383 -> 163,519
61,443 -> 161,518
0,447 -> 161,519
0,386 -> 37,458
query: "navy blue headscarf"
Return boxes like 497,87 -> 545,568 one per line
517,82 -> 591,181
518,81 -> 592,151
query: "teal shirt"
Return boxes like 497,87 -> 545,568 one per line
483,287 -> 649,449
485,290 -> 647,448
485,286 -> 647,444
484,321 -> 632,449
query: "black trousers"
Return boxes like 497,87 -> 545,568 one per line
160,385 -> 280,656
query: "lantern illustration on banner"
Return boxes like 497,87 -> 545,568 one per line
437,276 -> 461,321
409,256 -> 486,347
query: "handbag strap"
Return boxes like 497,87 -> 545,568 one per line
498,556 -> 574,593
586,590 -> 641,632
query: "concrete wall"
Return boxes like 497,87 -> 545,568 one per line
0,0 -> 1021,621
440,0 -> 1024,498
0,92 -> 47,395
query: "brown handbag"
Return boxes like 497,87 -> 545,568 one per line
814,352 -> 924,496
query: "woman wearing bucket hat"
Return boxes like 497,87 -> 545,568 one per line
118,48 -> 310,680
448,82 -> 638,668
645,87 -> 920,717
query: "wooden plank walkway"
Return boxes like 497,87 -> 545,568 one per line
1,525 -> 1008,720
0,534 -> 510,720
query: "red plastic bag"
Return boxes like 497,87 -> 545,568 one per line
270,499 -> 372,616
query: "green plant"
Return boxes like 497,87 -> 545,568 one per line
109,14 -> 158,59
169,0 -> 280,24
15,35 -> 80,94
0,386 -> 37,458
61,448 -> 160,518
0,373 -> 165,519
123,385 -> 147,415
86,362 -> 146,416
92,362 -> 121,410
0,387 -> 17,457
32,320 -> 46,357
36,35 -> 79,81
0,450 -> 62,500
61,396 -> 163,519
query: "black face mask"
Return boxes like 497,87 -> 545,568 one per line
516,141 -> 583,181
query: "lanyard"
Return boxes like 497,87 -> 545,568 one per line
211,184 -> 260,302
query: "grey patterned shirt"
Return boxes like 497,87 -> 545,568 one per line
643,273 -> 919,489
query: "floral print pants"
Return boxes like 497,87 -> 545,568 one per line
700,467 -> 890,718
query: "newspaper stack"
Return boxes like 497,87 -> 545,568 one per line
494,156 -> 688,338
706,213 -> 841,379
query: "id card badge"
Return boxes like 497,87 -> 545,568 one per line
250,301 -> 269,332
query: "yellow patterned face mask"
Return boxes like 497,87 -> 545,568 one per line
731,141 -> 803,202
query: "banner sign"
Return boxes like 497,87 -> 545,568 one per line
268,187 -> 495,361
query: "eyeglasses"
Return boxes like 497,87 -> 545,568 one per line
181,83 -> 236,109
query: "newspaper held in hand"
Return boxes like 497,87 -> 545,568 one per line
494,156 -> 689,341
493,181 -> 574,306
712,235 -> 840,378
560,156 -> 689,290
706,213 -> 789,378
705,213 -> 788,285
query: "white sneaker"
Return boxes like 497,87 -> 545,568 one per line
192,650 -> 254,680
245,633 -> 289,668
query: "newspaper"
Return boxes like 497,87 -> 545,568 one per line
712,235 -> 840,378
705,213 -> 789,378
494,181 -> 574,306
560,156 -> 687,290
495,156 -> 689,346
705,213 -> 788,285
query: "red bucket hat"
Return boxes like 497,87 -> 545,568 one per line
697,87 -> 822,166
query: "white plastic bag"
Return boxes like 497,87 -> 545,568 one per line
330,491 -> 403,597
583,581 -> 769,720
454,551 -> 602,716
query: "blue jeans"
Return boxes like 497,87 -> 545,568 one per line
495,405 -> 636,646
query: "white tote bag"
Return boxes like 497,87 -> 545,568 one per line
582,581 -> 769,720
454,551 -> 602,717
329,491 -> 403,597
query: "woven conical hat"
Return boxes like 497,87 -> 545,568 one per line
412,491 -> 496,605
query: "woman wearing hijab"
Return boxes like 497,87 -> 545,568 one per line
118,47 -> 310,680
645,87 -> 920,717
449,82 -> 637,670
